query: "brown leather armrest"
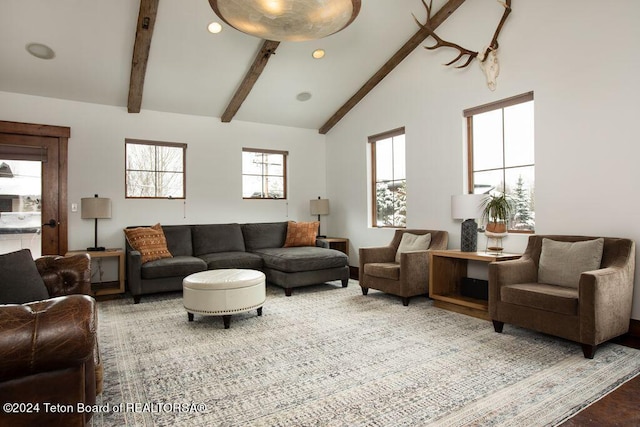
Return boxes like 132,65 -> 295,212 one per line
0,295 -> 96,382
36,253 -> 91,296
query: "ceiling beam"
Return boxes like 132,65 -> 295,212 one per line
127,0 -> 159,113
318,0 -> 466,134
221,40 -> 280,123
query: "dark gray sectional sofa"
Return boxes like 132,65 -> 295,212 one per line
126,222 -> 349,303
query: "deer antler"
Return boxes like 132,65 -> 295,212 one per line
413,0 -> 512,68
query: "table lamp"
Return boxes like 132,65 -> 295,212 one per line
310,197 -> 329,238
81,194 -> 112,251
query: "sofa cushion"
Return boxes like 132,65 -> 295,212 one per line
254,247 -> 347,273
284,221 -> 319,247
0,249 -> 50,304
124,223 -> 173,264
242,222 -> 287,251
141,256 -> 207,280
395,233 -> 431,263
501,283 -> 579,316
198,251 -> 264,270
364,262 -> 400,281
192,224 -> 245,256
162,225 -> 193,257
538,238 -> 604,288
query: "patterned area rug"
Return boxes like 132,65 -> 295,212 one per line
91,281 -> 640,426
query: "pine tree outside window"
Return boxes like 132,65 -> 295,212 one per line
465,92 -> 535,232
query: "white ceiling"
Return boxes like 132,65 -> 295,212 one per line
0,0 -> 450,131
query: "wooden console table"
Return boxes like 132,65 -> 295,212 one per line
429,250 -> 520,320
66,248 -> 125,296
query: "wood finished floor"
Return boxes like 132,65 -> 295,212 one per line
559,335 -> 640,426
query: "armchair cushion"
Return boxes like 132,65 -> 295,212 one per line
395,233 -> 431,262
538,238 -> 604,288
0,249 -> 48,304
501,283 -> 578,316
364,262 -> 400,281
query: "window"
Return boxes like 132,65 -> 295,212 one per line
125,139 -> 186,199
242,148 -> 287,199
369,127 -> 406,228
465,92 -> 535,232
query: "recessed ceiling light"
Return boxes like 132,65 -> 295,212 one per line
25,43 -> 55,60
312,49 -> 325,59
296,92 -> 312,102
207,22 -> 222,34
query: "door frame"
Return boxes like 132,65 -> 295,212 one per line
0,120 -> 69,255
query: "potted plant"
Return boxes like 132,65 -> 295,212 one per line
479,192 -> 513,234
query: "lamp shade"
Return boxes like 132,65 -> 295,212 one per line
81,196 -> 112,219
451,194 -> 486,220
310,198 -> 329,216
209,0 -> 361,42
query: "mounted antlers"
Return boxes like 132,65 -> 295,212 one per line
413,0 -> 512,90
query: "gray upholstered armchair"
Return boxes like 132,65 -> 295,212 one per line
489,235 -> 635,358
359,229 -> 448,306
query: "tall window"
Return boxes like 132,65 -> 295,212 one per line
125,139 -> 186,199
465,92 -> 535,231
369,127 -> 406,228
242,148 -> 287,199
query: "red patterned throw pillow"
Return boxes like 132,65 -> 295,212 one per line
124,223 -> 172,264
283,221 -> 319,247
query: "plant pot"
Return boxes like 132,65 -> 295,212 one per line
486,222 -> 507,233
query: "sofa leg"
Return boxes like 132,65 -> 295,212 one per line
402,297 -> 410,306
285,288 -> 292,297
492,320 -> 504,333
582,344 -> 596,359
133,295 -> 141,304
341,279 -> 349,288
361,287 -> 368,295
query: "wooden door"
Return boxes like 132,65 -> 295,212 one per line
0,121 -> 69,255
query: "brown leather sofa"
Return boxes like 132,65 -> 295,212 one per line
489,235 -> 635,358
0,253 -> 102,427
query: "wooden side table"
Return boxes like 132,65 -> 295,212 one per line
66,248 -> 125,296
316,237 -> 349,258
429,249 -> 520,320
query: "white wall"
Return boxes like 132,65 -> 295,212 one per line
324,0 -> 640,319
0,91 -> 327,252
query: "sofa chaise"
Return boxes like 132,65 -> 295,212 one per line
126,222 -> 349,303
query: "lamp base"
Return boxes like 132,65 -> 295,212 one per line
86,246 -> 106,252
460,219 -> 478,252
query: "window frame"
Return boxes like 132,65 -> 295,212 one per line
464,91 -> 535,233
368,127 -> 406,229
241,148 -> 288,200
125,139 -> 187,199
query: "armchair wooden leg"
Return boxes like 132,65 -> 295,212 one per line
133,295 -> 141,304
285,288 -> 293,297
402,297 -> 410,306
492,320 -> 504,333
582,344 -> 596,359
361,287 -> 369,295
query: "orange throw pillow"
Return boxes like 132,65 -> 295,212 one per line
283,221 -> 319,247
124,223 -> 172,264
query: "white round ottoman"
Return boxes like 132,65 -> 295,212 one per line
183,269 -> 266,329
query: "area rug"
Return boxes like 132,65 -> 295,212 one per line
90,281 -> 640,426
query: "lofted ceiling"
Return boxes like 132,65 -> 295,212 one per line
0,0 -> 466,133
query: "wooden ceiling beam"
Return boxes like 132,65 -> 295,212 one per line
318,0 -> 466,134
221,40 -> 280,123
127,0 -> 159,113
